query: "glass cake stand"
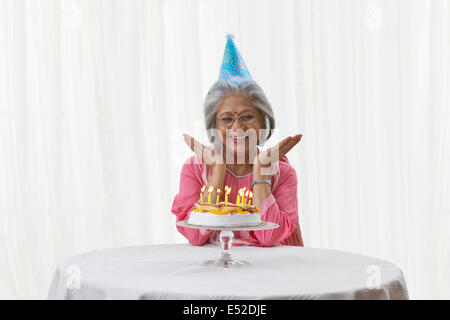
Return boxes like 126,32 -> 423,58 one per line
176,220 -> 279,268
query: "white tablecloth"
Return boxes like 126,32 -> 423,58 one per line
48,244 -> 409,300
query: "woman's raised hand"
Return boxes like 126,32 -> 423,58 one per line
253,134 -> 302,176
183,133 -> 225,170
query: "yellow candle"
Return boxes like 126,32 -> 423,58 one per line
216,188 -> 221,205
200,185 -> 206,204
224,186 -> 231,205
248,191 -> 253,206
244,190 -> 249,205
239,188 -> 245,206
207,186 -> 214,204
236,188 -> 241,206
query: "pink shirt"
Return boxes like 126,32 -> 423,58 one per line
171,155 -> 304,247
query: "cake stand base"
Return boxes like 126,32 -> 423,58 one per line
202,258 -> 249,268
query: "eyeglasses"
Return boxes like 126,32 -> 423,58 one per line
216,112 -> 259,128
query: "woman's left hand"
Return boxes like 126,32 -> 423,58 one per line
253,134 -> 302,178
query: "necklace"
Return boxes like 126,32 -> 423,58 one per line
226,166 -> 253,178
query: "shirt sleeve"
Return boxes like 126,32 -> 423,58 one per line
249,162 -> 299,247
171,156 -> 213,246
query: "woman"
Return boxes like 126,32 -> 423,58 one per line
171,81 -> 303,247
171,34 -> 303,247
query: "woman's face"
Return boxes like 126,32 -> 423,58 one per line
215,94 -> 263,158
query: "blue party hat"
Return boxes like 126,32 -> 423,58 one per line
218,34 -> 253,85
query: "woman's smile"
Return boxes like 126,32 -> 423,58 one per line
229,134 -> 247,145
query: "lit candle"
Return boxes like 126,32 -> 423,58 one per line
236,188 -> 241,206
244,189 -> 249,205
224,186 -> 231,205
248,191 -> 253,206
241,187 -> 247,205
239,188 -> 244,204
216,188 -> 221,205
200,185 -> 206,204
207,186 -> 214,204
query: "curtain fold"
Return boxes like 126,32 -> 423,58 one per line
0,0 -> 449,299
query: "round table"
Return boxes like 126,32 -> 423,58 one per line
47,244 -> 409,300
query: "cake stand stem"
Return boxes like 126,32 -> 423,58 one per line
219,230 -> 234,263
201,230 -> 249,267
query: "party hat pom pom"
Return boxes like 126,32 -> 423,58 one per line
226,33 -> 235,40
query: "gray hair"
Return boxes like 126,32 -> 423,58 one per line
204,80 -> 275,145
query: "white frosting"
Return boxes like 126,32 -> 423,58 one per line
188,211 -> 262,227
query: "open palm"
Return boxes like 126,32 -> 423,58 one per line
183,133 -> 224,168
254,134 -> 302,168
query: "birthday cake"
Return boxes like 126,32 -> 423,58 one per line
188,186 -> 262,227
188,202 -> 261,227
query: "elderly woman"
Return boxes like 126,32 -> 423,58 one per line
171,35 -> 303,247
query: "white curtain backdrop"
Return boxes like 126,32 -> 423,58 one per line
0,0 -> 449,299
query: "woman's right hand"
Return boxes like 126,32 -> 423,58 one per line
182,133 -> 225,172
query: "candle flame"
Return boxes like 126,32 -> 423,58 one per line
201,185 -> 206,192
225,186 -> 231,194
245,190 -> 249,197
217,188 -> 221,194
208,186 -> 214,192
249,191 -> 253,198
